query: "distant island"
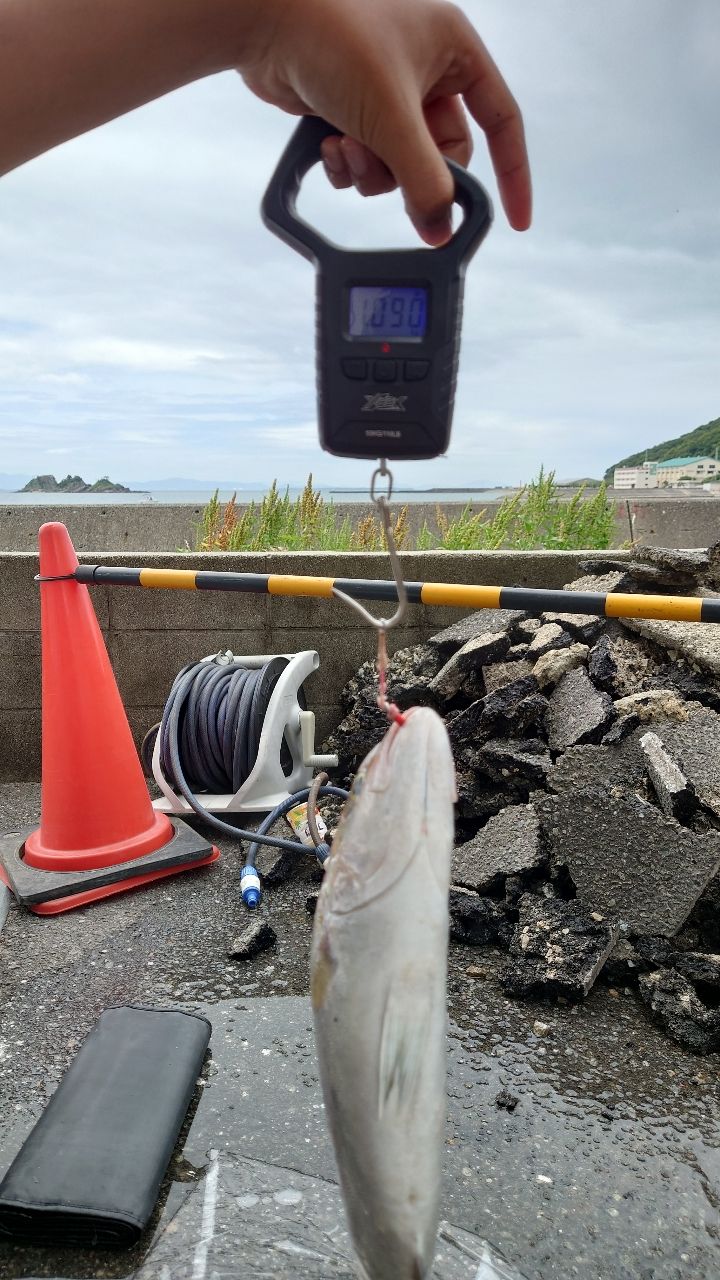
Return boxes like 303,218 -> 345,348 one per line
20,474 -> 136,494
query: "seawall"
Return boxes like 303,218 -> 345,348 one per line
1,496 -> 719,553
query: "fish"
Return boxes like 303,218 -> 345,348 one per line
310,705 -> 456,1280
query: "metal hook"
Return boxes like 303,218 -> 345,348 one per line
370,459 -> 393,505
332,460 -> 407,632
332,459 -> 408,727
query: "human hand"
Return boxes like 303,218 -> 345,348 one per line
239,0 -> 531,245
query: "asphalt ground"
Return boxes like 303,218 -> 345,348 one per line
1,782 -> 719,1280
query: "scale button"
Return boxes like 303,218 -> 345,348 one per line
373,360 -> 398,382
342,358 -> 368,379
404,360 -> 430,381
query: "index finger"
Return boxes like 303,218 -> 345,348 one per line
432,10 -> 531,230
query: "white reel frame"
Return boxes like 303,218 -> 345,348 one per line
151,649 -> 338,816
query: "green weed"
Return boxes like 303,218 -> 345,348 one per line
194,470 -> 616,553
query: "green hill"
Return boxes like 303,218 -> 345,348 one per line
605,414 -> 720,482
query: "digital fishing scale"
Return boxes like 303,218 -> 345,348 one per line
262,116 -> 493,461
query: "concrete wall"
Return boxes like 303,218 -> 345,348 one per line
2,496 -> 720,552
0,547 -> 630,782
619,497 -> 720,549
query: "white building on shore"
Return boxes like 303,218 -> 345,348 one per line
613,461 -> 659,488
613,455 -> 718,489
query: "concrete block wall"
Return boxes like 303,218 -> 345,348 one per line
0,547 -> 631,783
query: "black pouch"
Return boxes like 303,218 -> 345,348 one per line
0,1005 -> 211,1248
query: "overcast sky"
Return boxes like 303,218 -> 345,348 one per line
0,0 -> 718,489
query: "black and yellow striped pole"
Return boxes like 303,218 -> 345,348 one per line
59,564 -> 720,624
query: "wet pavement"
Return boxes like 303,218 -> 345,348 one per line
1,782 -> 719,1280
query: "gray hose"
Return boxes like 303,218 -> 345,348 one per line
246,784 -> 348,867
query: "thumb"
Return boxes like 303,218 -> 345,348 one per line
377,110 -> 456,246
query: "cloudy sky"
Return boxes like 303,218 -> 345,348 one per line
0,0 -> 718,490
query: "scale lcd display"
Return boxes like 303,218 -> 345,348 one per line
348,286 -> 427,340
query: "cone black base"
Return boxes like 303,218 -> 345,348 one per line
0,819 -> 219,914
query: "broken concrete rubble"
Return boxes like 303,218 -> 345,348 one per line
446,679 -> 540,755
426,608 -> 526,658
533,643 -> 588,690
546,667 -> 615,751
624,559 -> 701,592
670,950 -> 720,990
620,615 -> 720,679
467,740 -> 552,791
632,934 -> 674,968
526,622 -> 572,658
480,687 -> 547,740
576,557 -> 634,577
650,706 -> 720,820
588,628 -> 662,700
452,805 -> 544,894
256,841 -> 305,886
540,611 -> 604,645
631,544 -> 711,579
640,731 -> 696,822
689,875 -> 720,950
505,643 -> 529,661
613,689 -> 691,722
325,700 -> 389,783
448,886 -> 515,947
547,731 -> 648,797
227,915 -> 277,960
601,935 -> 678,985
324,539 -> 720,1051
517,617 -> 542,641
535,787 -> 720,935
454,770 -> 511,824
639,969 -> 720,1054
563,568 -> 632,595
602,939 -> 655,986
339,643 -> 441,717
601,713 -> 642,744
482,659 -> 535,696
501,894 -> 617,1000
429,630 -> 511,699
645,662 -> 720,713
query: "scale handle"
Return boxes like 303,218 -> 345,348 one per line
262,116 -> 492,263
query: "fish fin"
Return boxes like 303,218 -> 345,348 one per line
378,985 -> 431,1121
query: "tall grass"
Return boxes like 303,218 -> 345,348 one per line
196,469 -> 615,553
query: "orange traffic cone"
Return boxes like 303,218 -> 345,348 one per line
0,522 -> 219,914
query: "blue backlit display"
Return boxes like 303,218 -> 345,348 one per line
348,286 -> 427,340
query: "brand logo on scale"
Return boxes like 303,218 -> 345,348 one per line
362,393 -> 408,413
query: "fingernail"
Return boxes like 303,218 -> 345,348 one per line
342,138 -> 368,180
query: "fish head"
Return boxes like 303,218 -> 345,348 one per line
318,706 -> 456,914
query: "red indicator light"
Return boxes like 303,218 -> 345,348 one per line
381,342 -> 391,353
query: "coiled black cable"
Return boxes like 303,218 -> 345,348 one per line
158,656 -> 290,795
145,657 -> 348,857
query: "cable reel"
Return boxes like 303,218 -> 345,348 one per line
143,650 -> 338,816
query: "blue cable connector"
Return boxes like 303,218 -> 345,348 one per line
240,865 -> 262,909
